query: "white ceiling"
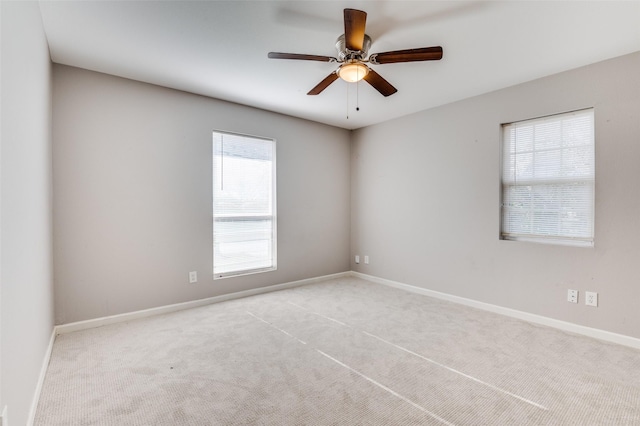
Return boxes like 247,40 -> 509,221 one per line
38,1 -> 640,130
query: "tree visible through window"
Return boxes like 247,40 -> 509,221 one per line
213,131 -> 276,278
501,109 -> 594,246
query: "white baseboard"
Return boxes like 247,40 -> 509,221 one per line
350,271 -> 640,350
26,328 -> 56,426
56,271 -> 350,335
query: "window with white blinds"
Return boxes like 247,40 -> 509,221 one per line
501,109 -> 594,247
213,131 -> 276,278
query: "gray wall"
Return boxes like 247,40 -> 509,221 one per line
351,51 -> 640,339
53,65 -> 351,325
1,2 -> 55,425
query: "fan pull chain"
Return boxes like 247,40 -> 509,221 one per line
346,80 -> 350,119
356,78 -> 360,112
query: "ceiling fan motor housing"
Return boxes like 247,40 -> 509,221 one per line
336,34 -> 372,61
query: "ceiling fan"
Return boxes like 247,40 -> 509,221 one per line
268,8 -> 443,97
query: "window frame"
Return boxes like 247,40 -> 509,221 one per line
212,130 -> 277,279
499,108 -> 595,247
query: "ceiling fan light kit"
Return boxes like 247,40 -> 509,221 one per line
268,8 -> 443,97
338,61 -> 369,82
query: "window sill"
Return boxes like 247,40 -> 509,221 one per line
214,266 -> 277,280
500,235 -> 593,248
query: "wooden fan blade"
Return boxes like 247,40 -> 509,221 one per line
307,72 -> 339,95
344,9 -> 367,51
363,68 -> 397,97
369,46 -> 443,64
268,52 -> 337,62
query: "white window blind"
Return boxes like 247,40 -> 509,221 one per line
213,131 -> 276,278
501,109 -> 594,246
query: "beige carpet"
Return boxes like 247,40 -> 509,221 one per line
35,276 -> 640,425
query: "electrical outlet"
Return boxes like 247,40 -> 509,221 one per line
355,255 -> 360,264
189,271 -> 197,283
567,289 -> 578,304
585,291 -> 598,307
364,255 -> 369,264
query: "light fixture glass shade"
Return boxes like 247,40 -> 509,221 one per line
338,62 -> 369,82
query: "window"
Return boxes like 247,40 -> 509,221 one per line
213,131 -> 276,278
501,109 -> 594,246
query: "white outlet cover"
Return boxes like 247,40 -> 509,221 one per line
189,271 -> 198,283
567,289 -> 578,303
585,291 -> 598,307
